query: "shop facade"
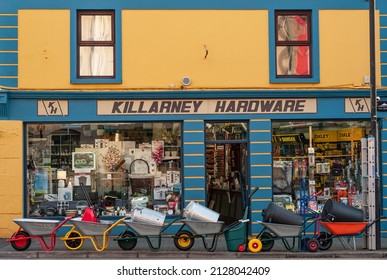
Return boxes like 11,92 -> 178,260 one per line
1,0 -> 387,242
2,91 -> 381,238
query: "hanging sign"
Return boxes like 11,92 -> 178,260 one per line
337,128 -> 364,141
313,130 -> 338,143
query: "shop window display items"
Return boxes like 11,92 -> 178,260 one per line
272,121 -> 370,213
26,122 -> 181,218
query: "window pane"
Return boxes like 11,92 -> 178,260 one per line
81,15 -> 112,41
26,122 -> 182,217
79,46 -> 114,76
276,46 -> 310,76
206,122 -> 247,141
277,15 -> 308,42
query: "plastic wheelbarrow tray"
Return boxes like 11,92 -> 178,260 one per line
122,219 -> 164,236
70,217 -> 114,236
320,221 -> 368,235
182,219 -> 224,235
13,218 -> 61,236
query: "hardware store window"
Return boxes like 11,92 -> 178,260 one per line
272,120 -> 370,213
26,122 -> 181,217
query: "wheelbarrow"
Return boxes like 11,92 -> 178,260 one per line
253,219 -> 320,252
173,187 -> 259,252
61,182 -> 126,252
317,216 -> 386,251
61,216 -> 126,252
114,217 -> 181,252
7,216 -> 74,251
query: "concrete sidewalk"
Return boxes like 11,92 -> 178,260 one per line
1,236 -> 387,259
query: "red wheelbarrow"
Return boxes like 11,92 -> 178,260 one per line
317,218 -> 384,251
6,216 -> 74,251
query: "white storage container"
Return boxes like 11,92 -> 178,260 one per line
131,207 -> 166,226
184,201 -> 220,222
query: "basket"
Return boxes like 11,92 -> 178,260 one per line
65,210 -> 78,217
129,159 -> 154,195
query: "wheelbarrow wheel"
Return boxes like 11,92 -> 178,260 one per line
10,231 -> 31,251
306,238 -> 319,252
117,231 -> 137,250
259,232 -> 275,251
174,230 -> 195,251
64,230 -> 84,250
317,232 -> 333,251
248,238 -> 263,253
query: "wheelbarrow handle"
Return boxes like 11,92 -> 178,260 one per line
239,219 -> 250,223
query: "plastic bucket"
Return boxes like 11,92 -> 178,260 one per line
262,202 -> 303,226
321,199 -> 364,222
184,201 -> 220,222
131,207 -> 166,226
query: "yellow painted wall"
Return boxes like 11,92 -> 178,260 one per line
319,10 -> 379,88
0,121 -> 23,238
18,10 -> 71,89
121,10 -> 267,89
18,9 -> 379,90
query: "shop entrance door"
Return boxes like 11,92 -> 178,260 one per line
205,122 -> 248,224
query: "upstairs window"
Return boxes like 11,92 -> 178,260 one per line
77,10 -> 115,78
275,11 -> 311,78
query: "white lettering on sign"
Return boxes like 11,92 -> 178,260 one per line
97,99 -> 317,115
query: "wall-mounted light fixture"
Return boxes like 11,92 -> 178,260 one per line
182,76 -> 191,86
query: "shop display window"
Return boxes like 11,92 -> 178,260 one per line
272,121 -> 371,213
26,122 -> 181,217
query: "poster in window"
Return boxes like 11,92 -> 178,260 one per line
273,161 -> 293,195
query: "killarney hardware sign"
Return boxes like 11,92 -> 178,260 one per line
97,99 -> 317,115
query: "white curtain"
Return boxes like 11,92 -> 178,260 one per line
80,15 -> 113,76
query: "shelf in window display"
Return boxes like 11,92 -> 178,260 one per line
163,156 -> 180,160
273,155 -> 352,160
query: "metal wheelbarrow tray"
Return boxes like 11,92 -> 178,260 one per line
8,216 -> 74,251
122,219 -> 164,236
261,222 -> 303,237
116,217 -> 180,252
182,219 -> 224,235
13,218 -> 61,236
69,217 -> 114,236
173,219 -> 249,252
254,221 -> 320,252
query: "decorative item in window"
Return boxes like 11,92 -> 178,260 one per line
101,146 -> 122,172
72,152 -> 96,171
152,140 -> 164,166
